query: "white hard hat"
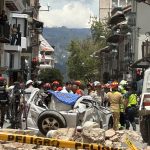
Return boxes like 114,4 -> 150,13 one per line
119,80 -> 127,85
93,81 -> 101,86
26,80 -> 33,86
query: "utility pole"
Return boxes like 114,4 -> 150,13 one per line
99,0 -> 100,22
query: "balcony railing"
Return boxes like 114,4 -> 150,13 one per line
4,44 -> 22,53
4,37 -> 28,52
38,64 -> 53,69
142,40 -> 150,58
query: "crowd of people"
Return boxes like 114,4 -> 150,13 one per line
0,76 -> 139,132
36,79 -> 138,131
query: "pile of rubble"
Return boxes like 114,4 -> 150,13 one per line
0,122 -> 149,150
47,121 -> 148,150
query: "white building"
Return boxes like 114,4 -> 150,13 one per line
131,1 -> 150,69
0,0 -> 43,84
38,35 -> 55,69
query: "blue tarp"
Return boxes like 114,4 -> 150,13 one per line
48,90 -> 81,106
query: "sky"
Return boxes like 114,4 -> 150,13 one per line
39,0 -> 99,28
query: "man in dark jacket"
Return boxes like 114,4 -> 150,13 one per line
0,77 -> 9,128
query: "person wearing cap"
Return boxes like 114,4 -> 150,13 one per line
72,81 -> 84,96
90,81 -> 107,105
107,81 -> 124,130
43,83 -> 51,91
87,82 -> 94,95
24,80 -> 35,100
118,80 -> 128,95
51,81 -> 61,91
117,80 -> 128,129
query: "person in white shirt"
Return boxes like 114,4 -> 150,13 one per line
24,80 -> 36,100
90,81 -> 107,106
61,81 -> 73,93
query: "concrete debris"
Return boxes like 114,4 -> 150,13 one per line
105,129 -> 116,139
46,128 -> 76,140
82,121 -> 100,129
82,128 -> 105,143
105,140 -> 113,147
0,121 -> 148,150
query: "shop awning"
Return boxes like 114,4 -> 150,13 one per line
107,34 -> 124,43
130,57 -> 150,68
39,35 -> 54,52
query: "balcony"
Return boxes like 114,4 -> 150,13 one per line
4,44 -> 22,53
40,55 -> 54,61
0,23 -> 10,43
4,36 -> 28,52
107,34 -> 124,43
142,40 -> 150,58
38,64 -> 53,69
5,0 -> 25,11
129,40 -> 150,69
108,11 -> 126,26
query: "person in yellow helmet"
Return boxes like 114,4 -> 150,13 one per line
124,83 -> 137,131
107,81 -> 124,130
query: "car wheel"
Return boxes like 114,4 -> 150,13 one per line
108,116 -> 113,129
140,116 -> 149,143
37,110 -> 67,136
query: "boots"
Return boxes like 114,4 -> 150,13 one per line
126,120 -> 130,130
132,122 -> 136,131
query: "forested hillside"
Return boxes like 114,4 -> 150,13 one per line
43,26 -> 91,80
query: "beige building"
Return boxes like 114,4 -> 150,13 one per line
99,0 -> 131,21
99,0 -> 112,21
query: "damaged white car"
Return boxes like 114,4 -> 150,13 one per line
22,89 -> 113,136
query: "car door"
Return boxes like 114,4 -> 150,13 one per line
26,90 -> 46,130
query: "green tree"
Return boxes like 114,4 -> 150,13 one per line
38,68 -> 63,83
67,39 -> 100,82
67,19 -> 110,82
91,18 -> 110,46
